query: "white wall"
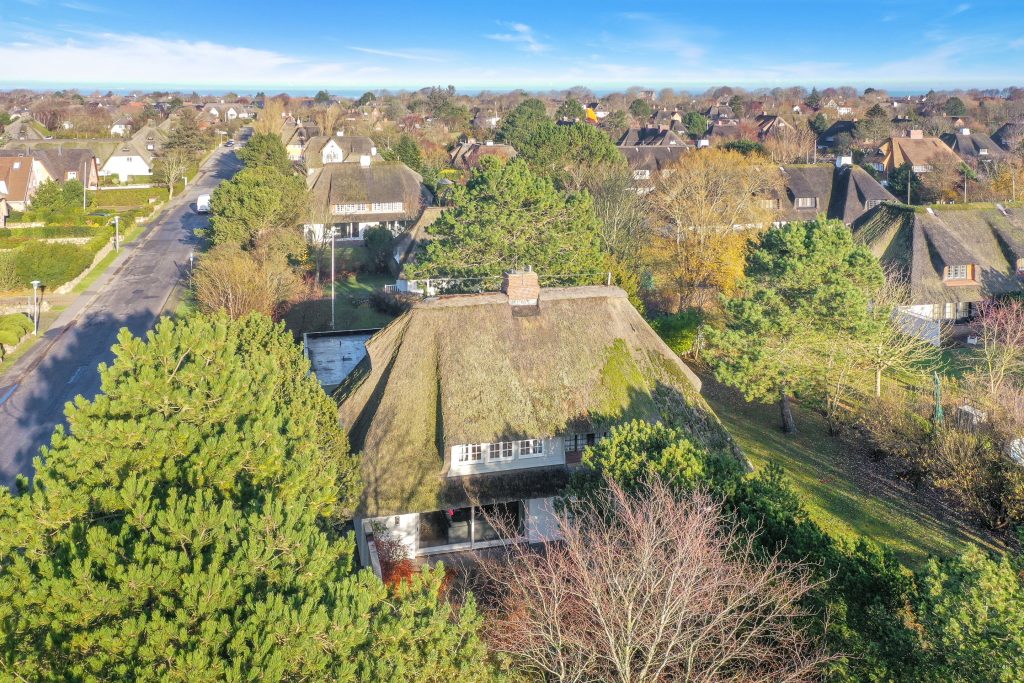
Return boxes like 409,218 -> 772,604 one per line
101,154 -> 152,182
527,497 -> 562,543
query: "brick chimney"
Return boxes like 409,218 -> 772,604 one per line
502,267 -> 540,306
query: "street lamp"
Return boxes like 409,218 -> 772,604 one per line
30,280 -> 41,335
188,250 -> 194,274
330,227 -> 338,330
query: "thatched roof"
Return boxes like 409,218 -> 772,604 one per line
308,161 -> 423,221
940,132 -> 1006,161
856,204 -> 1024,305
337,285 -> 734,517
779,164 -> 894,226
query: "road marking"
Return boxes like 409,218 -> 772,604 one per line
67,366 -> 87,385
0,384 -> 17,407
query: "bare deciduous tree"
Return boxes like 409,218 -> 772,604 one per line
972,299 -> 1024,396
193,245 -> 299,319
252,98 -> 286,136
153,147 -> 190,200
478,480 -> 831,683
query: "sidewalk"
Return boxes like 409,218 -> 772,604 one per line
0,147 -> 224,386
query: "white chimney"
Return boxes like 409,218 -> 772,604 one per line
370,146 -> 377,156
359,154 -> 371,167
835,155 -> 853,168
960,127 -> 971,135
336,130 -> 344,137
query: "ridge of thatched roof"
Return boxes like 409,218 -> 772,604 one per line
308,161 -> 422,220
338,285 -> 734,517
860,205 -> 1024,305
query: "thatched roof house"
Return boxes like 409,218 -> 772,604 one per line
305,161 -> 424,241
878,130 -> 961,174
778,163 -> 895,227
856,204 -> 1024,321
338,272 -> 734,539
449,139 -> 517,170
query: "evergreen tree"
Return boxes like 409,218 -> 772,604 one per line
628,98 -> 653,120
805,87 -> 822,109
0,313 -> 494,681
683,111 -> 710,138
406,157 -> 604,284
555,98 -> 585,121
209,165 -> 306,252
237,131 -> 292,174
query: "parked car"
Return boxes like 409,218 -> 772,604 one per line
225,139 -> 235,147
196,194 -> 211,213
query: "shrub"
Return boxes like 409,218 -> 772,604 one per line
0,251 -> 18,291
364,226 -> 396,274
0,313 -> 32,336
13,241 -> 94,288
369,289 -> 412,316
650,310 -> 703,355
0,329 -> 20,346
4,225 -> 98,239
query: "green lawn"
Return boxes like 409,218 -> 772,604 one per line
700,374 -> 1001,567
331,273 -> 397,330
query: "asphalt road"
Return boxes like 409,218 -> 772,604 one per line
0,142 -> 245,488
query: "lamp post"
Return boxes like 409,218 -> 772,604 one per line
30,280 -> 41,335
113,215 -> 120,252
188,250 -> 194,275
330,227 -> 337,330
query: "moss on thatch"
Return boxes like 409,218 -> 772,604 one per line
339,286 -> 734,517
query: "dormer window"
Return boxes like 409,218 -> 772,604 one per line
795,196 -> 817,209
759,198 -> 779,209
979,148 -> 988,156
946,264 -> 971,281
865,199 -> 882,209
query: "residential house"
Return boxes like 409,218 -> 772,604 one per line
449,139 -> 517,170
818,120 -> 857,148
0,148 -> 99,188
281,119 -> 320,161
305,160 -> 424,241
100,138 -> 156,182
471,110 -> 501,129
754,114 -> 794,140
338,270 -> 734,565
201,103 -> 253,122
302,133 -> 378,173
705,104 -> 737,122
0,156 -> 40,211
941,128 -> 1006,169
616,127 -> 690,189
776,159 -> 896,226
876,130 -> 962,175
856,204 -> 1024,326
131,123 -> 169,156
109,116 -> 132,136
993,122 -> 1023,151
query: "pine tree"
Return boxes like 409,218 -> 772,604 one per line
0,313 -> 494,681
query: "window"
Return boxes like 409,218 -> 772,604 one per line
66,171 -> 77,180
979,148 -> 989,155
11,162 -> 19,170
795,197 -> 817,209
456,444 -> 483,464
947,265 -> 969,280
332,203 -> 368,215
371,201 -> 403,213
865,199 -> 882,209
488,441 -> 513,462
417,502 -> 523,551
759,198 -> 779,209
633,169 -> 651,180
518,439 -> 543,457
912,164 -> 930,173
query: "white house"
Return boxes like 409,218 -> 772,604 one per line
100,140 -> 154,182
109,116 -> 132,136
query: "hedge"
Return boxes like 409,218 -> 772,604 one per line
2,226 -> 99,239
92,187 -> 169,208
11,228 -> 111,289
0,313 -> 33,336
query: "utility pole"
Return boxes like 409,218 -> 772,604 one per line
30,280 -> 41,335
114,215 -> 120,252
330,228 -> 336,330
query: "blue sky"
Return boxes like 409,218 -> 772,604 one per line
3,0 -> 1024,92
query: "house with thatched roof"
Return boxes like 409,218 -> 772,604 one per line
305,160 -> 424,242
302,132 -> 378,172
855,203 -> 1024,323
449,138 -> 517,170
877,130 -> 962,175
338,270 -> 735,565
776,161 -> 896,227
940,128 -> 1006,169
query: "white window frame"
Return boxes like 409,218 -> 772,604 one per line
455,444 -> 483,464
518,439 -> 544,458
66,171 -> 77,180
947,264 -> 969,280
795,196 -> 817,209
488,441 -> 513,462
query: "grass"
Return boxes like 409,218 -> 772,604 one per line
700,374 -> 1001,567
331,273 -> 397,330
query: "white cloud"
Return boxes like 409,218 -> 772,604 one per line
486,22 -> 550,54
349,46 -> 445,62
948,3 -> 971,16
